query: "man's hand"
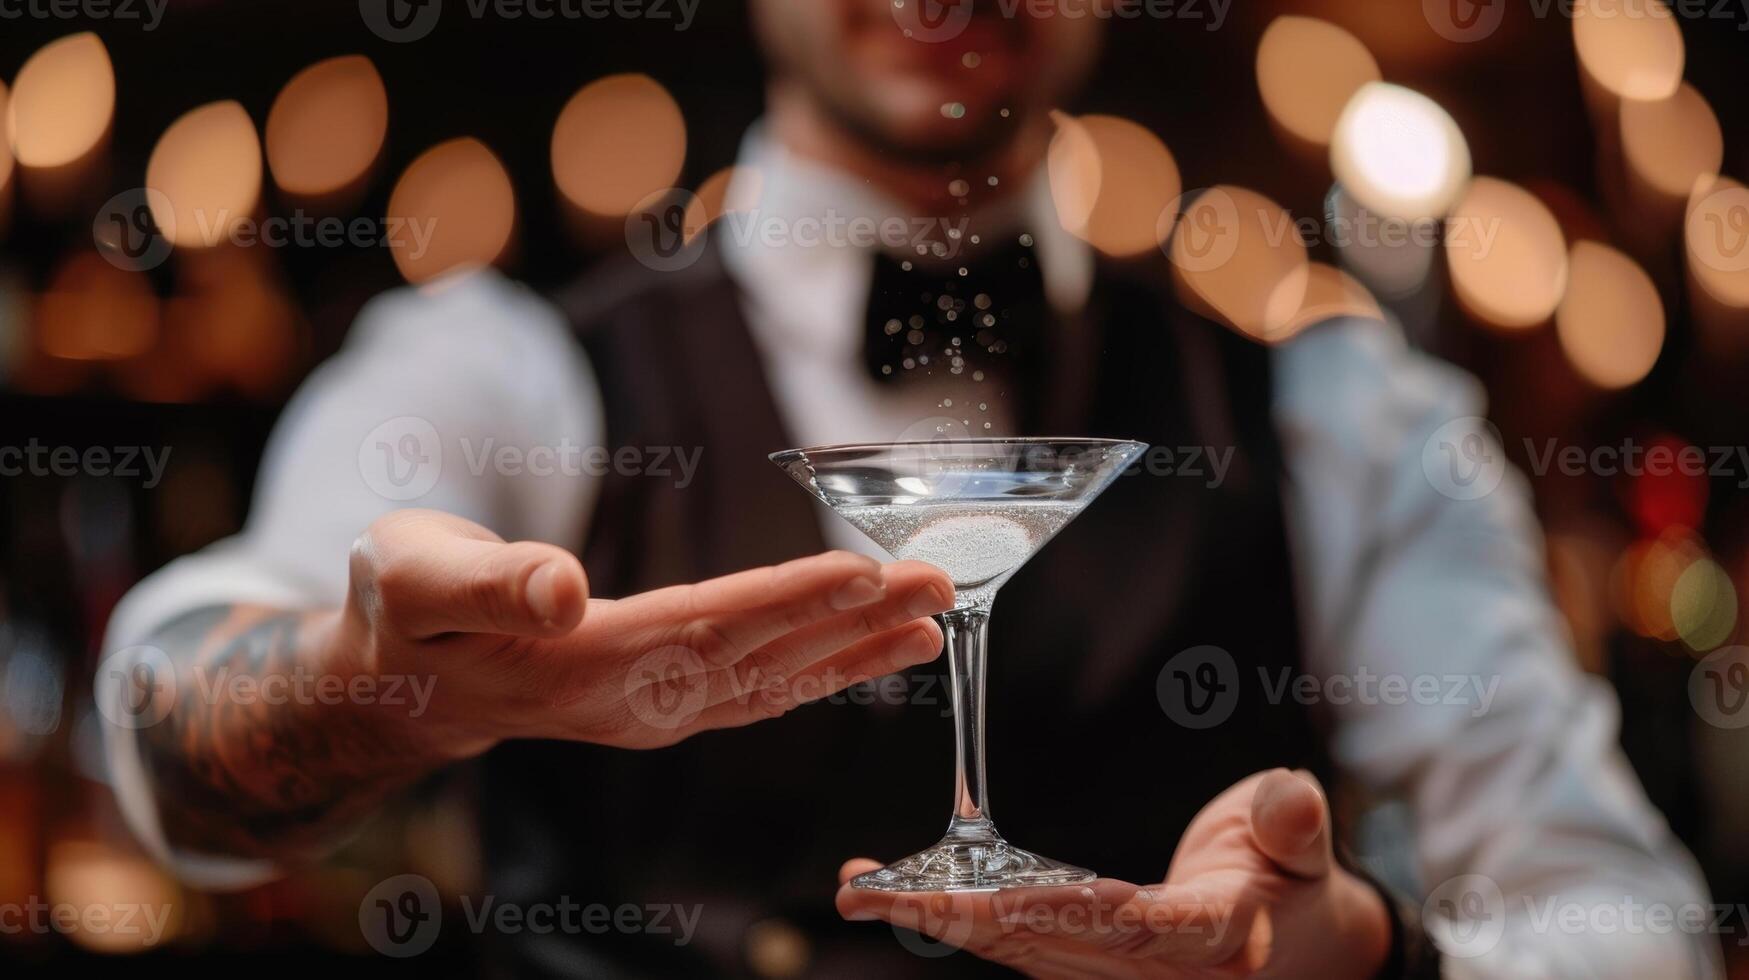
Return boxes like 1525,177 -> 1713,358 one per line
834,769 -> 1391,979
348,509 -> 956,754
125,508 -> 953,862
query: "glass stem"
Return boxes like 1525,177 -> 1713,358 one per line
941,607 -> 998,841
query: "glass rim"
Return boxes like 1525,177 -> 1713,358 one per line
769,437 -> 1149,463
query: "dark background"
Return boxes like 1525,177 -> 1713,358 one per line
0,0 -> 1746,974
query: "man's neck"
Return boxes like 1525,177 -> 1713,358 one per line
765,84 -> 1048,218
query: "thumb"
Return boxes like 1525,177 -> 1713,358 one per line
1249,768 -> 1331,879
353,510 -> 589,639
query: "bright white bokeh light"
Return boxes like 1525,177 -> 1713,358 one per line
1331,82 -> 1471,221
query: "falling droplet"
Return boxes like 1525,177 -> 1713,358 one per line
962,51 -> 981,68
1019,233 -> 1034,247
941,102 -> 966,119
949,178 -> 970,196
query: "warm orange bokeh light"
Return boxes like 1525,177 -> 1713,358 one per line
387,137 -> 516,283
1687,175 -> 1749,310
1170,185 -> 1311,342
1620,83 -> 1723,201
146,101 -> 263,249
684,165 -> 764,243
1256,16 -> 1380,150
1572,0 -> 1684,102
1556,241 -> 1664,389
266,55 -> 389,198
1446,177 -> 1569,330
1051,113 -> 1180,258
6,32 -> 115,169
1282,262 -> 1385,337
35,252 -> 159,361
552,73 -> 686,217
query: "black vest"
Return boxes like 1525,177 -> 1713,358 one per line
479,249 -> 1327,979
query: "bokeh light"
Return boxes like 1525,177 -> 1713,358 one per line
1330,82 -> 1470,221
1045,110 -> 1101,237
1686,175 -> 1749,311
265,55 -> 389,199
1052,113 -> 1180,258
1620,83 -> 1723,201
387,137 -> 516,283
1256,16 -> 1380,151
1282,262 -> 1384,337
1556,241 -> 1664,389
1446,177 -> 1568,330
146,101 -> 264,250
551,74 -> 686,217
1572,0 -> 1685,102
34,253 -> 158,361
685,165 -> 763,243
1169,185 -> 1310,342
6,32 -> 115,169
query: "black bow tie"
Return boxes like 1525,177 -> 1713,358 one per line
863,237 -> 1050,424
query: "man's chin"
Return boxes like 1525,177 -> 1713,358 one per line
849,92 -> 1022,165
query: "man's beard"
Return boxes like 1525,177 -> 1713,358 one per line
816,81 -> 1026,168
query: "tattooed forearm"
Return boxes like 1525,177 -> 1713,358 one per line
129,604 -> 448,863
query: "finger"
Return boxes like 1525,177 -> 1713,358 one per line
646,551 -> 899,666
838,858 -> 884,887
354,510 -> 588,639
1249,768 -> 1332,879
686,621 -> 943,732
1121,873 -> 1261,966
725,561 -> 951,685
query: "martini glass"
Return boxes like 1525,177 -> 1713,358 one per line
771,438 -> 1148,891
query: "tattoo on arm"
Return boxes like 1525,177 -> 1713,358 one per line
130,605 -> 443,863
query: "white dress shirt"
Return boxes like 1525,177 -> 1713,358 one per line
102,130 -> 1720,978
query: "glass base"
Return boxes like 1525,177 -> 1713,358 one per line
851,826 -> 1095,892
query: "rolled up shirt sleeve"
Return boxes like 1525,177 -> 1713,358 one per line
1274,317 -> 1721,978
99,267 -> 604,886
